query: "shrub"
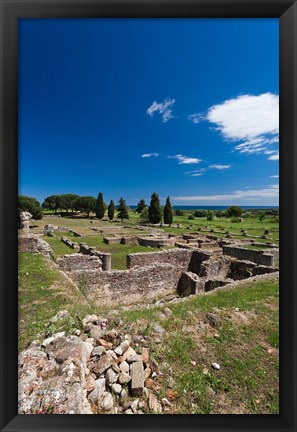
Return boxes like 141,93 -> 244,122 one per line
140,206 -> 149,223
206,210 -> 214,221
226,206 -> 243,218
18,195 -> 43,221
231,217 -> 241,223
188,214 -> 195,220
175,209 -> 185,216
193,210 -> 207,218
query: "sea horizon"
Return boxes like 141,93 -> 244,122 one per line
129,205 -> 279,211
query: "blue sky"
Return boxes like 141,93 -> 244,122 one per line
19,18 -> 279,206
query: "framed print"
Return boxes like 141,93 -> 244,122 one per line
0,0 -> 296,431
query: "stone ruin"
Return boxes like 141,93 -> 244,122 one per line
19,211 -> 32,230
56,246 -> 278,307
18,312 -> 170,414
19,229 -> 279,308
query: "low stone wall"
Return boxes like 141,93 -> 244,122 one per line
18,235 -> 54,257
222,246 -> 274,266
120,236 -> 139,245
79,244 -> 111,271
103,237 -> 122,245
137,237 -> 175,248
69,263 -> 183,306
61,236 -> 78,250
56,254 -> 102,272
127,248 -> 211,272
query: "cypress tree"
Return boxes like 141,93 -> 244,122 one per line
117,197 -> 129,223
108,200 -> 115,221
95,192 -> 105,219
163,196 -> 173,224
136,199 -> 146,214
148,192 -> 162,224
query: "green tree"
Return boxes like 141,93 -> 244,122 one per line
18,195 -> 43,221
140,206 -> 149,223
108,200 -> 115,221
206,210 -> 214,221
42,195 -> 61,213
163,196 -> 173,224
95,192 -> 105,219
148,192 -> 162,224
60,194 -> 79,213
226,206 -> 243,218
136,199 -> 146,214
74,196 -> 96,217
117,197 -> 129,223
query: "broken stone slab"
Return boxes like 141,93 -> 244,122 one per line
42,332 -> 65,347
91,346 -> 106,357
118,372 -> 131,385
88,377 -> 106,404
93,355 -> 114,377
111,383 -> 122,394
118,346 -> 137,364
100,391 -> 114,412
130,361 -> 145,396
148,393 -> 162,413
119,361 -> 129,373
89,324 -> 105,340
105,368 -> 119,386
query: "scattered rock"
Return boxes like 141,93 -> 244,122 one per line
49,310 -> 70,324
211,362 -> 221,370
100,391 -> 113,412
118,372 -> 131,385
91,346 -> 106,357
93,355 -> 114,377
206,313 -> 221,328
111,383 -> 122,394
105,368 -> 119,386
151,323 -> 165,335
130,361 -> 145,396
148,393 -> 162,413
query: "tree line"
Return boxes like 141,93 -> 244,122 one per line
17,192 -> 174,224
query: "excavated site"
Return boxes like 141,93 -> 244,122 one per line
18,217 -> 279,414
19,224 -> 279,307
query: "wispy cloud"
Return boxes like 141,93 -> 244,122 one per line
268,152 -> 279,161
188,113 -> 205,124
204,93 -> 279,160
209,164 -> 231,170
185,168 -> 206,176
141,153 -> 159,158
270,175 -> 279,178
167,154 -> 202,165
146,98 -> 175,122
173,184 -> 279,202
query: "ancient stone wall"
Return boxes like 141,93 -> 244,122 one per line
56,254 -> 102,272
222,246 -> 274,266
79,243 -> 111,271
137,237 -> 175,248
69,263 -> 183,306
18,236 -> 54,257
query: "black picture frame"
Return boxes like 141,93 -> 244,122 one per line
0,1 -> 296,431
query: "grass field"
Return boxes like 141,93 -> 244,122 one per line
18,251 -> 279,414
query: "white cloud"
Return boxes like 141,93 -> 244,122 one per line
173,184 -> 279,202
188,113 -> 205,124
168,154 -> 202,165
146,98 -> 175,122
191,173 -> 203,177
141,153 -> 159,158
209,164 -> 231,170
206,93 -> 279,159
268,153 -> 279,161
270,175 -> 279,178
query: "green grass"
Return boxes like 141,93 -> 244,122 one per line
18,250 -> 279,414
45,233 -> 167,269
18,252 -> 93,351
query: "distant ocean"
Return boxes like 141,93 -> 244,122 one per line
129,205 -> 278,211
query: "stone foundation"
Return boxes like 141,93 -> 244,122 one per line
69,263 -> 184,306
222,246 -> 274,266
18,236 -> 54,257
